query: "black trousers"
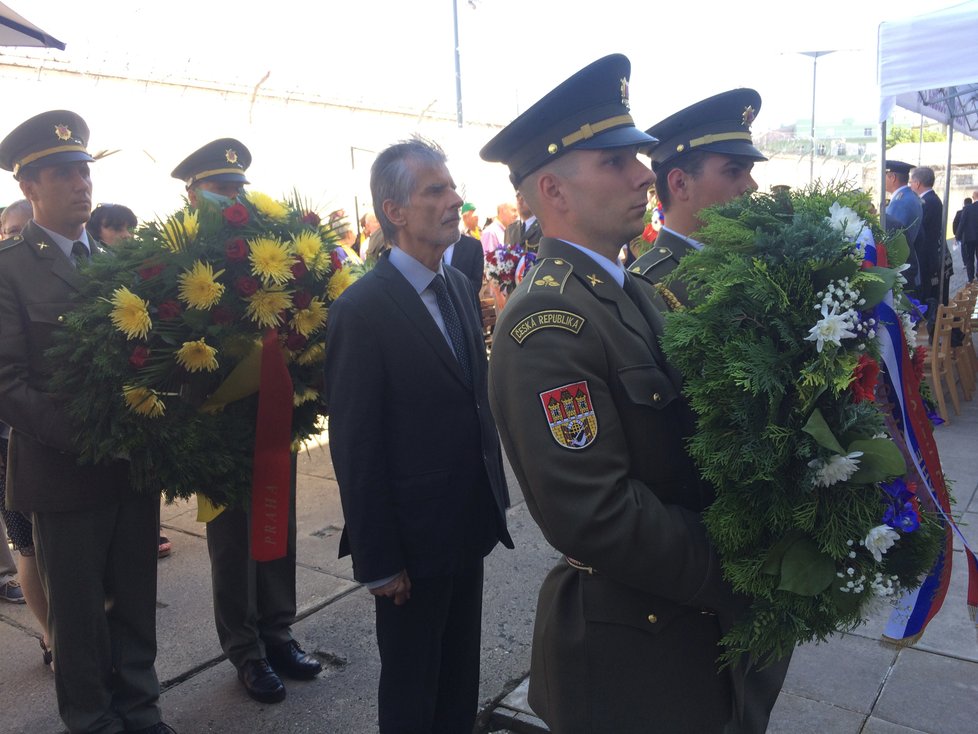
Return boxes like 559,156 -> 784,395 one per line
375,560 -> 485,734
962,239 -> 978,281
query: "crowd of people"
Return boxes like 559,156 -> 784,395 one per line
0,50 -> 962,734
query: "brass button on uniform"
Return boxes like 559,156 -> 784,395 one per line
651,393 -> 661,403
57,315 -> 65,323
647,613 -> 658,624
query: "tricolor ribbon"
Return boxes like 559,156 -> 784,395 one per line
864,241 -> 978,644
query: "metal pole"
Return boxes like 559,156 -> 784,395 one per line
810,55 -> 817,183
940,123 -> 954,306
452,0 -> 463,128
880,120 -> 888,229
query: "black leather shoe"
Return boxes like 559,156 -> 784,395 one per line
127,723 -> 177,733
266,639 -> 322,680
237,658 -> 286,703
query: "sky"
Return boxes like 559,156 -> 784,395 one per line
14,0 -> 968,133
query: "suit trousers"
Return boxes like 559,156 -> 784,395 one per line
205,478 -> 298,669
0,514 -> 15,581
33,492 -> 161,734
962,240 -> 978,282
375,559 -> 485,734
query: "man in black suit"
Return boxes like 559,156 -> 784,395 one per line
324,137 -> 513,734
955,193 -> 977,282
910,165 -> 950,311
0,111 -> 174,733
504,191 -> 542,252
444,232 -> 484,295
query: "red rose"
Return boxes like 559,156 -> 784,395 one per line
291,258 -> 309,279
293,290 -> 313,309
223,203 -> 250,227
158,300 -> 182,320
850,353 -> 881,403
330,251 -> 343,271
138,263 -> 165,280
301,211 -> 321,227
129,345 -> 150,369
876,243 -> 889,267
225,238 -> 249,261
642,223 -> 658,243
285,331 -> 308,351
211,305 -> 234,325
235,276 -> 260,296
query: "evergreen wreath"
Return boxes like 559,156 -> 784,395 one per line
659,185 -> 944,666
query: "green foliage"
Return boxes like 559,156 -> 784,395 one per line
660,185 -> 944,665
886,124 -> 947,148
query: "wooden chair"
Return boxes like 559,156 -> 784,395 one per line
924,304 -> 962,422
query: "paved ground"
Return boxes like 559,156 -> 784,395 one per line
1,264 -> 976,734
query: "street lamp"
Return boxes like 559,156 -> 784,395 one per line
800,50 -> 835,183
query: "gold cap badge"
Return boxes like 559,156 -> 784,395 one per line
54,124 -> 72,141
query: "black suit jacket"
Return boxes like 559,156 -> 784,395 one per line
325,251 -> 512,583
449,235 -> 485,296
919,189 -> 943,283
0,222 -> 130,513
957,199 -> 978,243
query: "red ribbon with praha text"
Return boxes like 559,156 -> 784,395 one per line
250,329 -> 294,561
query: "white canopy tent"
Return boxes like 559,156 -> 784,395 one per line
0,2 -> 64,50
877,0 -> 978,300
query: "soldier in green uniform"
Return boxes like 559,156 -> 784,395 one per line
630,88 -> 768,303
481,63 -> 786,733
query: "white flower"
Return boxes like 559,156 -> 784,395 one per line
804,303 -> 858,352
808,451 -> 863,487
826,202 -> 867,242
863,525 -> 900,563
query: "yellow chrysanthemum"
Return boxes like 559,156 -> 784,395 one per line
175,338 -> 219,373
291,298 -> 328,337
245,288 -> 292,328
177,261 -> 225,310
161,210 -> 199,252
249,237 -> 294,286
246,191 -> 289,221
293,387 -> 319,407
296,342 -> 325,365
327,268 -> 354,301
292,231 -> 326,271
109,286 -> 152,340
123,385 -> 166,418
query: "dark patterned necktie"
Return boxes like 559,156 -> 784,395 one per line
430,273 -> 472,385
71,240 -> 89,267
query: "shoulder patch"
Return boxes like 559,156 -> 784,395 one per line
527,257 -> 573,293
510,309 -> 586,344
633,246 -> 673,276
539,381 -> 598,450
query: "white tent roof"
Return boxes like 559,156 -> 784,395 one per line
878,1 -> 978,138
0,2 -> 64,49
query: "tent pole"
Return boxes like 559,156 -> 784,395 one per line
940,123 -> 954,305
880,120 -> 887,230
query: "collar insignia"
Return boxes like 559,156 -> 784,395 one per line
742,105 -> 756,129
586,273 -> 603,287
225,148 -> 238,165
54,124 -> 72,141
37,241 -> 48,250
620,77 -> 630,109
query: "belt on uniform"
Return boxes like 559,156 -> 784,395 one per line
564,555 -> 716,616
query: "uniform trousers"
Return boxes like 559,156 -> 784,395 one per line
375,559 -> 485,734
205,477 -> 297,669
33,492 -> 161,734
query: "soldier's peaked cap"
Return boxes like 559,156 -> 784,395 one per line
885,160 -> 913,176
644,88 -> 767,171
0,110 -> 94,178
172,138 -> 251,187
480,54 -> 656,187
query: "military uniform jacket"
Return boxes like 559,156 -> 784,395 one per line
628,227 -> 696,303
0,222 -> 129,513
488,238 -> 744,733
